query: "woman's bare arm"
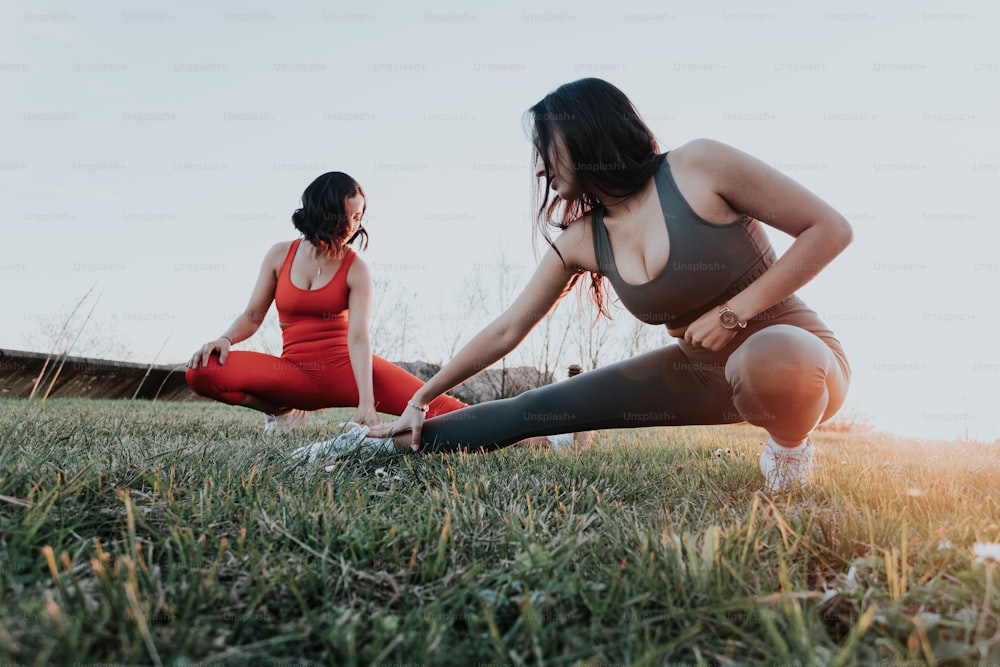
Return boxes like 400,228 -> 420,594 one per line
187,242 -> 286,368
369,245 -> 579,449
345,257 -> 379,425
678,139 -> 853,351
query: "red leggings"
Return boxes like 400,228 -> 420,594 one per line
185,346 -> 466,418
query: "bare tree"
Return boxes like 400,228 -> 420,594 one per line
437,271 -> 492,361
23,292 -> 135,362
520,300 -> 574,387
425,257 -> 572,403
621,315 -> 669,358
369,274 -> 421,362
476,251 -> 515,399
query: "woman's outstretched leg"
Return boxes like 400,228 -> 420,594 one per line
415,325 -> 848,458
417,344 -> 736,453
333,322 -> 849,493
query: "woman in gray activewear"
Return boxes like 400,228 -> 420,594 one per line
363,78 -> 852,492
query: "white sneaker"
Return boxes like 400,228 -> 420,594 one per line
759,438 -> 814,492
289,421 -> 362,462
264,409 -> 308,434
547,433 -> 575,451
289,422 -> 396,463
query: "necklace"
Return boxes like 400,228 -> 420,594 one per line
309,246 -> 329,276
312,247 -> 340,276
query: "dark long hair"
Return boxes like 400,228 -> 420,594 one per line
526,78 -> 665,318
292,172 -> 369,256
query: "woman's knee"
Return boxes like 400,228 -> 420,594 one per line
726,325 -> 833,396
185,355 -> 224,397
427,394 -> 467,418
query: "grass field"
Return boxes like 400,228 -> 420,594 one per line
1,399 -> 998,666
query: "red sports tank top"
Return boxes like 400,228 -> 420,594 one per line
274,239 -> 355,351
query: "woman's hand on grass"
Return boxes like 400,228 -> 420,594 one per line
351,402 -> 382,428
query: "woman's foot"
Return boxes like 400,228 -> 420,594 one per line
759,437 -> 814,492
547,433 -> 575,451
264,408 -> 308,434
290,422 -> 396,463
524,433 -> 581,451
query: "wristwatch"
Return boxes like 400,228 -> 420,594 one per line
718,304 -> 747,330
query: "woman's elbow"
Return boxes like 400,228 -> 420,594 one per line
491,317 -> 528,353
237,312 -> 262,334
348,332 -> 371,349
825,213 -> 853,251
837,215 -> 853,250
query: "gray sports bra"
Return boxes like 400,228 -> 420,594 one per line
591,154 -> 799,329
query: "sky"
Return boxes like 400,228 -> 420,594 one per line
1,0 -> 997,442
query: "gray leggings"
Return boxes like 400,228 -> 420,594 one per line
419,302 -> 851,452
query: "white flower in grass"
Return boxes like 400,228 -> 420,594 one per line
973,542 -> 1000,565
937,539 -> 953,551
714,448 -> 723,458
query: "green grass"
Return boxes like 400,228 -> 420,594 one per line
1,399 -> 998,666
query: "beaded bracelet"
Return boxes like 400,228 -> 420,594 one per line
406,400 -> 428,413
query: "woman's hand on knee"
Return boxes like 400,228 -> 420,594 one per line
187,338 -> 231,369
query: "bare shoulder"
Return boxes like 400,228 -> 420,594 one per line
669,138 -> 749,173
552,213 -> 597,272
267,240 -> 294,258
670,138 -> 785,201
263,241 -> 293,273
673,139 -> 850,238
348,251 -> 369,273
345,251 -> 371,286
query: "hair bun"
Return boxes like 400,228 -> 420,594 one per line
292,171 -> 366,254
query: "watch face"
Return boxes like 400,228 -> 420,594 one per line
720,309 -> 739,329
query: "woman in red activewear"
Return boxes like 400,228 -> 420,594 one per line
185,171 -> 466,433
